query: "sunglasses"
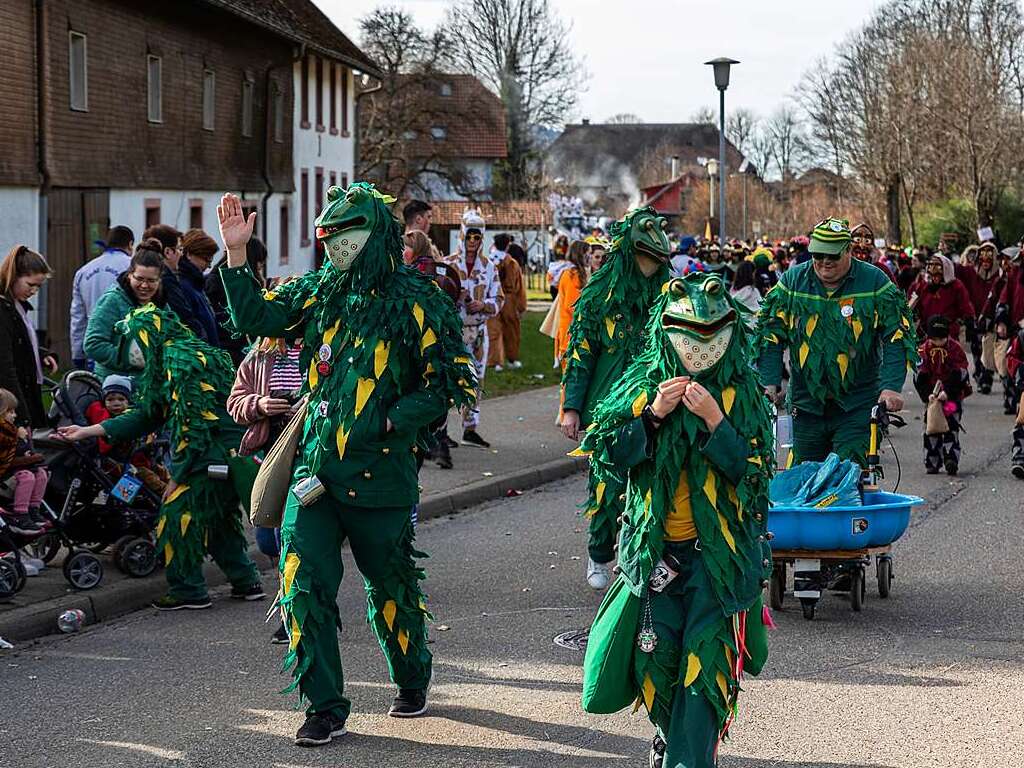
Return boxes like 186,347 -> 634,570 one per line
811,252 -> 843,262
466,233 -> 482,243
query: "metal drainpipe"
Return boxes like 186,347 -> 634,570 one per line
35,0 -> 50,242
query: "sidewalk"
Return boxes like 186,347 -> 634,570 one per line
0,384 -> 583,643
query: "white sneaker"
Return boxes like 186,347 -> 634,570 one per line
586,558 -> 611,590
23,561 -> 39,577
23,557 -> 45,571
494,364 -> 504,372
510,360 -> 523,369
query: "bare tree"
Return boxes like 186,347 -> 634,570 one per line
357,8 -> 481,199
765,105 -> 810,182
443,0 -> 587,199
605,113 -> 643,124
690,105 -> 716,125
725,108 -> 759,158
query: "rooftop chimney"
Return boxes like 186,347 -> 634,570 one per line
582,118 -> 590,125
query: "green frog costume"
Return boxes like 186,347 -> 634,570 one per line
100,305 -> 262,607
755,218 -> 917,465
220,183 -> 475,725
561,206 -> 671,574
579,272 -> 774,768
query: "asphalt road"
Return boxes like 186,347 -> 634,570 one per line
2,385 -> 1023,768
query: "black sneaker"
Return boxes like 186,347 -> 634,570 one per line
153,594 -> 212,611
926,465 -> 940,475
1012,464 -> 1024,479
27,507 -> 49,527
271,622 -> 290,644
231,584 -> 267,601
441,434 -> 458,449
461,430 -> 491,449
436,442 -> 453,470
944,460 -> 958,476
649,735 -> 666,768
294,712 -> 347,747
388,688 -> 428,718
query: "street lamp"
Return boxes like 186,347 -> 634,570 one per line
706,159 -> 719,221
705,57 -> 739,244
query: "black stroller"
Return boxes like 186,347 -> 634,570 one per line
26,371 -> 163,584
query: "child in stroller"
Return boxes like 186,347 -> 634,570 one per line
0,388 -> 50,530
85,375 -> 169,495
32,370 -> 164,578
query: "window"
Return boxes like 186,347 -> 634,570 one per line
440,82 -> 452,97
147,55 -> 162,123
300,169 -> 310,246
315,168 -> 324,218
189,200 -> 203,230
402,130 -> 418,141
340,66 -> 349,133
273,83 -> 284,142
430,126 -> 447,140
300,55 -> 309,127
329,171 -> 336,189
145,199 -> 161,229
279,202 -> 290,266
341,172 -> 349,188
69,32 -> 88,111
241,76 -> 254,137
329,64 -> 337,133
315,57 -> 324,128
202,70 -> 215,131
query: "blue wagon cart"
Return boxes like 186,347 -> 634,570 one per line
768,491 -> 922,620
768,404 -> 923,620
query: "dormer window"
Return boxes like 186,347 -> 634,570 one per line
439,82 -> 453,96
402,130 -> 418,140
430,126 -> 447,140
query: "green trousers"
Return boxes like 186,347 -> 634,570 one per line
637,543 -> 724,768
792,401 -> 873,467
156,472 -> 259,601
586,470 -> 626,565
277,486 -> 431,720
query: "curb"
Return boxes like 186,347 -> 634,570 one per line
0,455 -> 586,644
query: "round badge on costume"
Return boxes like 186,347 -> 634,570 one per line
830,221 -> 842,232
319,401 -> 329,418
318,344 -> 332,362
316,361 -> 332,377
841,305 -> 854,318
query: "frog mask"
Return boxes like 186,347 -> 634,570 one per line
314,184 -> 381,272
660,274 -> 737,375
628,208 -> 672,277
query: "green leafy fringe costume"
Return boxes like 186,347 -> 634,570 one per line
562,208 -> 670,564
580,278 -> 774,765
221,183 -> 476,718
105,306 -> 259,600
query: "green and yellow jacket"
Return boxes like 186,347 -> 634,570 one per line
755,259 -> 917,414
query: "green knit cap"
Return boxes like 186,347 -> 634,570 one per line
808,217 -> 851,255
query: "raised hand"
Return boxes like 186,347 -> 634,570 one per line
217,193 -> 256,261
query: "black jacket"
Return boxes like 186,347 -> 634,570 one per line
0,294 -> 49,427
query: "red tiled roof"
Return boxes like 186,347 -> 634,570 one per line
424,200 -> 549,228
395,74 -> 508,159
203,0 -> 379,76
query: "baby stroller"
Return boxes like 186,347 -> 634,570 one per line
0,513 -> 52,598
28,371 -> 162,581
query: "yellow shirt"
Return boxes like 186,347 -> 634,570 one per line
664,472 -> 698,542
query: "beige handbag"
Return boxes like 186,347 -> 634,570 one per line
1017,392 -> 1024,426
249,397 -> 308,527
539,291 -> 562,339
925,387 -> 950,436
981,332 -> 997,371
995,338 -> 1010,378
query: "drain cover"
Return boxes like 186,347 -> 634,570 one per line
553,628 -> 590,651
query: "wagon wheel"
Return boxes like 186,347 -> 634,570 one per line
850,567 -> 865,612
799,598 -> 815,621
877,556 -> 893,599
769,563 -> 786,611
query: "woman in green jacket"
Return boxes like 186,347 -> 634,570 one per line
83,241 -> 167,378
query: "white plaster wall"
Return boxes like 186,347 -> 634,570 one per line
106,189 -> 263,244
291,56 -> 356,274
0,187 -> 42,251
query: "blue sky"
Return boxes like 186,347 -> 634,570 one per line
324,0 -> 881,123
